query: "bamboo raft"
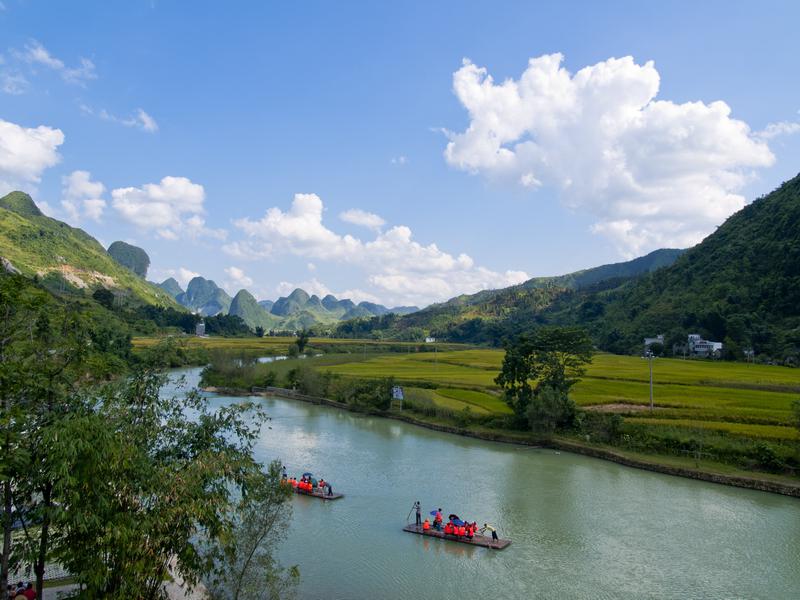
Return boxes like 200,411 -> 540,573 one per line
293,487 -> 344,501
403,524 -> 511,549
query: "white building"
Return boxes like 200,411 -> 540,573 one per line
688,333 -> 722,358
425,337 -> 436,343
195,320 -> 206,337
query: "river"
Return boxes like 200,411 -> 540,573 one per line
172,368 -> 800,599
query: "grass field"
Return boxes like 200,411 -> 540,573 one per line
188,336 -> 799,477
313,348 -> 800,444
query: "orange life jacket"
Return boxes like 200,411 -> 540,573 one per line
458,526 -> 466,536
422,520 -> 430,530
291,479 -> 297,488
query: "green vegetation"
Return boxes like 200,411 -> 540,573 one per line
156,276 -> 183,298
0,191 -> 177,307
176,276 -> 233,316
198,342 -> 799,479
107,240 -> 150,278
229,288 -> 284,330
0,273 -> 295,598
496,326 -> 593,422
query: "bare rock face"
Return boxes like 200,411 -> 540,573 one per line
1,256 -> 20,275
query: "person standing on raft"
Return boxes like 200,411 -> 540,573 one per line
414,501 -> 422,527
480,523 -> 499,544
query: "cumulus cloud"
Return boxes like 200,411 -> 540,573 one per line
391,155 -> 408,165
17,40 -> 96,85
224,193 -> 528,306
61,170 -> 106,223
339,208 -> 386,231
224,266 -> 253,293
0,118 -> 64,195
111,176 -> 226,240
444,54 -> 775,256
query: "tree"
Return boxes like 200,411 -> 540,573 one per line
207,462 -> 298,600
495,326 -> 593,422
255,326 -> 265,338
296,330 -> 310,354
50,357 -> 292,599
92,287 -> 116,310
526,386 -> 577,433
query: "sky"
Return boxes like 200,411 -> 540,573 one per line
1,1 -> 799,308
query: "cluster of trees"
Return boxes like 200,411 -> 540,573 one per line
0,274 -> 296,599
495,327 -> 594,432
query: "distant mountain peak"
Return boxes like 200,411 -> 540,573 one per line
0,191 -> 43,218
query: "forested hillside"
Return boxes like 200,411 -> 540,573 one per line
0,192 -> 177,307
339,174 -> 800,363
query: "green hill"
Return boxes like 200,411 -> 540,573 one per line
563,172 -> 800,359
108,241 -> 150,278
176,277 -> 232,316
355,248 -> 684,343
0,191 -> 178,307
345,174 -> 800,362
229,289 -> 283,330
157,277 -> 184,298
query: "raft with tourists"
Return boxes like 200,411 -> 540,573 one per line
284,471 -> 343,500
403,504 -> 510,550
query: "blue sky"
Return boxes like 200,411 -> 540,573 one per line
1,1 -> 799,307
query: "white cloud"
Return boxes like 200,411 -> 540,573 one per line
111,176 -> 226,240
756,121 -> 800,140
177,267 -> 200,287
61,170 -> 106,223
224,266 -> 253,293
80,104 -> 159,133
391,155 -> 408,165
1,71 -> 28,95
0,118 -> 64,195
276,278 -> 332,299
444,54 -> 775,256
225,193 -> 528,306
134,109 -> 159,133
150,266 -> 200,288
339,208 -> 386,231
17,40 -> 96,85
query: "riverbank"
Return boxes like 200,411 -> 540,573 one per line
204,385 -> 800,498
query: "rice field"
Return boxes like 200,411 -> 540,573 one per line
317,348 -> 800,441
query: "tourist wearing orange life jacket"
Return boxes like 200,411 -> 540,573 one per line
422,518 -> 430,531
434,509 -> 443,531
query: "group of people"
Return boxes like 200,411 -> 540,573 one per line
413,502 -> 499,542
282,467 -> 333,497
6,583 -> 35,600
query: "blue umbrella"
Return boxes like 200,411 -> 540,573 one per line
302,472 -> 313,478
429,510 -> 439,516
452,519 -> 465,526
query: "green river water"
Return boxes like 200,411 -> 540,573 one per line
178,369 -> 800,599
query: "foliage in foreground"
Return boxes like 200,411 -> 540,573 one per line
0,274 -> 296,599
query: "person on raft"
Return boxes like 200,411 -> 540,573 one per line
434,508 -> 443,531
414,501 -> 422,526
480,523 -> 499,542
